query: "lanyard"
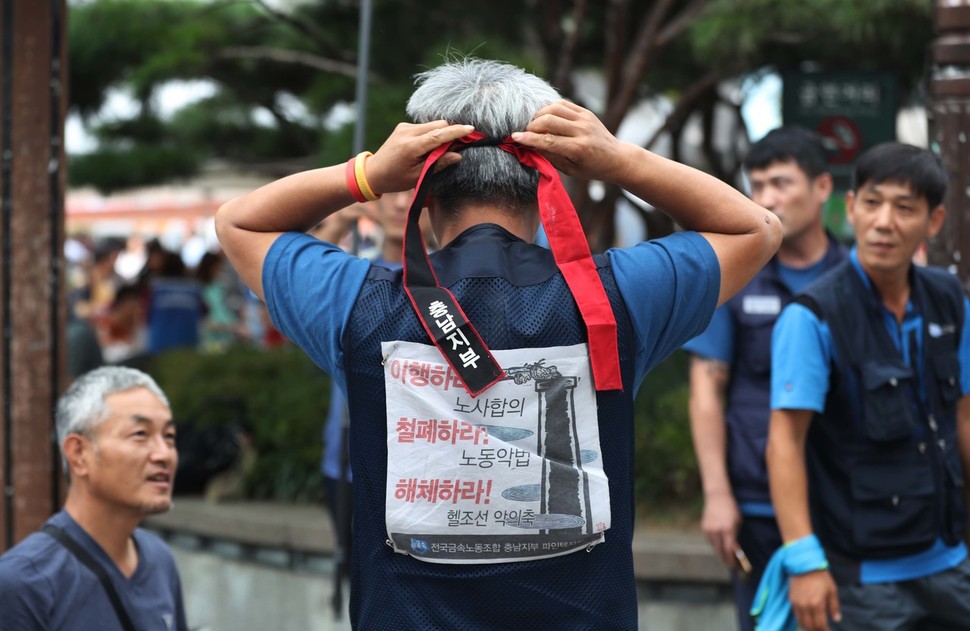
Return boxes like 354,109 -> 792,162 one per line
402,132 -> 622,397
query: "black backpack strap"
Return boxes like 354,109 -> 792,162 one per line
43,524 -> 138,631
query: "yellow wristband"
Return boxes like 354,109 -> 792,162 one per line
354,151 -> 381,201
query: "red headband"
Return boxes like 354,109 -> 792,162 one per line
401,131 -> 622,397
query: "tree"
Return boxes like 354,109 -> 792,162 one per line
526,0 -> 935,248
69,0 -> 936,250
67,0 -> 537,193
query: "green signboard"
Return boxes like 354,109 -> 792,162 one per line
783,71 -> 897,238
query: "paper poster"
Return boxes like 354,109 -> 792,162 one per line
382,341 -> 611,564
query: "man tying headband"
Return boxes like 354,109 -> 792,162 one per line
216,57 -> 780,629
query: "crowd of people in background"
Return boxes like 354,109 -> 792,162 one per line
64,233 -> 281,378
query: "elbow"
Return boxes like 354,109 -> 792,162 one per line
214,198 -> 241,248
760,212 -> 783,266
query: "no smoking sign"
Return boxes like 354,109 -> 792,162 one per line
817,116 -> 863,165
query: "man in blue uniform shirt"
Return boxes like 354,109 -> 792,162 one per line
684,127 -> 845,631
766,142 -> 970,631
216,57 -> 781,629
0,366 -> 188,631
313,190 -> 412,613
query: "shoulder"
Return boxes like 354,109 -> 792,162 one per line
607,232 -> 718,286
613,231 -> 715,260
796,260 -> 854,314
0,532 -> 66,625
771,302 -> 834,376
0,529 -> 66,579
916,266 -> 966,321
265,231 -> 352,269
608,232 -> 721,375
917,265 -> 964,294
262,231 -> 369,302
774,301 -> 827,341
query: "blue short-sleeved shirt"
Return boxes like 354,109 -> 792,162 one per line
683,255 -> 831,364
770,249 -> 970,582
264,227 -> 721,397
264,224 -> 720,628
0,510 -> 189,631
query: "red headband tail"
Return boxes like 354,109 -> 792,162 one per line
401,132 -> 622,396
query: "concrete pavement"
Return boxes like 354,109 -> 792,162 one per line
145,498 -> 734,631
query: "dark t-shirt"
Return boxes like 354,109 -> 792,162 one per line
0,510 -> 188,631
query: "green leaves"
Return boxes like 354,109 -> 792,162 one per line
691,0 -> 933,86
68,0 -> 937,196
148,346 -> 331,501
68,144 -> 202,194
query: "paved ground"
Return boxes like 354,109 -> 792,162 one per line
146,497 -> 729,584
146,498 -> 735,631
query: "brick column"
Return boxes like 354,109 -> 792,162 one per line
0,0 -> 67,551
928,0 -> 970,285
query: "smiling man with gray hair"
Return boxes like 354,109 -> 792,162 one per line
0,366 -> 188,631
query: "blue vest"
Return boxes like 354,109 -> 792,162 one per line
725,237 -> 846,505
796,262 -> 967,560
342,224 -> 639,630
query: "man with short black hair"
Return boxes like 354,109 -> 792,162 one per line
684,126 -> 846,630
764,142 -> 970,631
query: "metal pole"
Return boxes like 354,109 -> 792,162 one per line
331,0 -> 373,618
48,0 -> 66,520
352,0 -> 373,156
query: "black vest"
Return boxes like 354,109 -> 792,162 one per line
342,225 -> 641,630
796,261 -> 967,559
725,235 -> 845,505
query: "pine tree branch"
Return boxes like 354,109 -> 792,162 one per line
219,46 -> 381,83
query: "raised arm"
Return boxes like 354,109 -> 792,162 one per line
512,100 -> 781,305
215,121 -> 472,300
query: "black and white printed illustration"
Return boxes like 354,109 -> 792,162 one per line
383,341 -> 610,564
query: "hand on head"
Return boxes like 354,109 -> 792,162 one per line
366,121 -> 474,196
511,100 -> 624,183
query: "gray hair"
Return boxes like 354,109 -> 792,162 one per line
56,366 -> 169,472
406,58 -> 561,216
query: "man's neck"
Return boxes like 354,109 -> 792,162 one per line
776,226 -> 829,269
64,493 -> 141,577
436,204 -> 538,247
864,265 -> 912,324
382,239 -> 403,264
